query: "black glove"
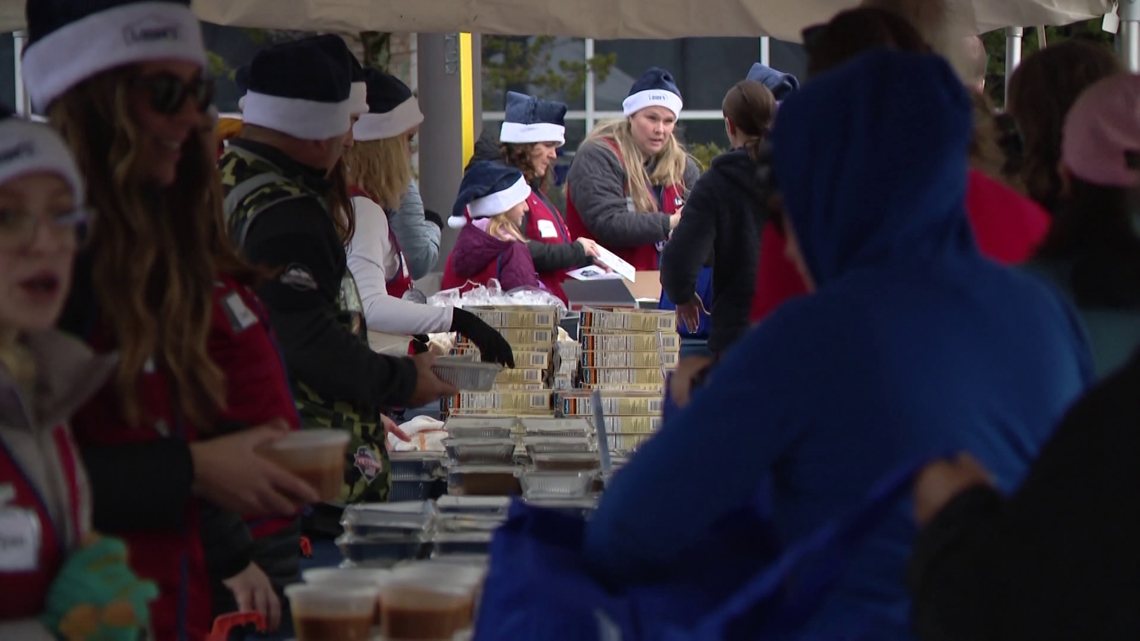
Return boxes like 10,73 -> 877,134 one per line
450,308 -> 515,368
424,209 -> 445,231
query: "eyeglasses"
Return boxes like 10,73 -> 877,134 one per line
131,73 -> 215,115
0,206 -> 90,251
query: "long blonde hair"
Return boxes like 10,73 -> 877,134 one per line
585,119 -> 689,213
345,136 -> 413,211
486,214 -> 527,242
49,66 -> 227,432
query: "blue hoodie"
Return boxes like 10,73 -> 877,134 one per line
584,50 -> 1093,638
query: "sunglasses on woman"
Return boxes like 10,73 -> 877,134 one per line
131,73 -> 215,115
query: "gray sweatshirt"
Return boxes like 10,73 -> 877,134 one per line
388,179 -> 442,279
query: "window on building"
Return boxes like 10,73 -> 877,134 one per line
482,35 -> 806,151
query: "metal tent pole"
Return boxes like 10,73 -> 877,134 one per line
1120,0 -> 1140,72
1004,27 -> 1024,105
13,30 -> 29,116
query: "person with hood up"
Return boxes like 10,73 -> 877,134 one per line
748,7 -> 1050,325
440,162 -> 543,293
564,67 -> 700,272
345,68 -> 514,366
585,49 -> 1093,639
1025,72 -> 1140,380
660,80 -> 776,353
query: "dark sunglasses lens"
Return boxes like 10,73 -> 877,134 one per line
148,76 -> 186,114
147,76 -> 213,114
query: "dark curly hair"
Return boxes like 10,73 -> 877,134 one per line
500,142 -> 554,193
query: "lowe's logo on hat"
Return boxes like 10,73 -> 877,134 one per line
0,141 -> 34,166
123,17 -> 180,45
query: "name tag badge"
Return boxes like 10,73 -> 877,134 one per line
0,506 -> 41,572
223,292 -> 259,333
537,219 -> 559,239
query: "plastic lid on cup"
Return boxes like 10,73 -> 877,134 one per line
285,582 -> 379,615
302,567 -> 393,587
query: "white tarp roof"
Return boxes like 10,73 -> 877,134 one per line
1,0 -> 1113,40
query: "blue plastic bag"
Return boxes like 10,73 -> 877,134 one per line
658,266 -> 714,339
474,457 -> 932,641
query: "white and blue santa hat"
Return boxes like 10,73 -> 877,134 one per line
345,48 -> 369,116
622,67 -> 683,120
745,63 -> 800,103
353,68 -> 424,142
448,161 -> 531,229
500,92 -> 567,146
243,35 -> 355,141
0,105 -> 85,203
22,0 -> 207,113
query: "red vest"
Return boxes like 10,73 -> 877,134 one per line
208,275 -> 300,540
350,187 -> 416,298
524,191 -> 574,304
564,138 -> 686,271
0,425 -> 84,619
440,253 -> 501,294
69,336 -> 211,640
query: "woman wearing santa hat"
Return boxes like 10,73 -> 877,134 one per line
489,91 -> 604,303
345,69 -> 514,366
564,67 -> 700,273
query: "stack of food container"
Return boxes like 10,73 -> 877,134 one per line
387,451 -> 447,503
335,501 -> 438,569
432,495 -> 511,560
441,415 -> 524,507
518,417 -> 602,516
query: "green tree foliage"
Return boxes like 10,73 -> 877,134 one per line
481,35 -> 617,107
688,141 -> 727,171
980,19 -> 1115,107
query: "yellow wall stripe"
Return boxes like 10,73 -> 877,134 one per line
459,32 -> 475,170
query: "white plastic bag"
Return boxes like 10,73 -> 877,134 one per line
427,279 -> 567,313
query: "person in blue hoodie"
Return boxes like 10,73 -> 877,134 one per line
584,49 -> 1093,639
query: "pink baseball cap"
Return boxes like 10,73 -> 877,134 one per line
1062,72 -> 1140,188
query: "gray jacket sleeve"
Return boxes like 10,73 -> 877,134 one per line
566,140 -> 672,249
387,179 -> 442,278
661,171 -> 717,305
